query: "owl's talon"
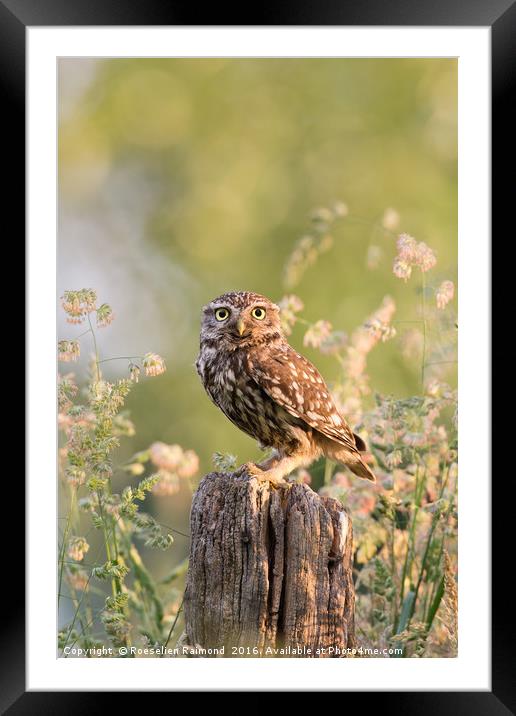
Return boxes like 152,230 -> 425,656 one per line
256,473 -> 291,490
241,462 -> 264,478
241,462 -> 290,490
274,480 -> 293,491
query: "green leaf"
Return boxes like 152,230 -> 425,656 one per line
396,590 -> 416,635
426,575 -> 445,629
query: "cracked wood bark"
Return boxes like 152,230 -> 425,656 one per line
184,469 -> 355,657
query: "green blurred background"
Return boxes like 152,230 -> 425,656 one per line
58,58 -> 457,578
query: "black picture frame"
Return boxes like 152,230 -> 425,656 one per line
6,0 -> 506,708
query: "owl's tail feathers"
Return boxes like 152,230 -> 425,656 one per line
327,439 -> 376,481
353,433 -> 367,452
348,454 -> 377,482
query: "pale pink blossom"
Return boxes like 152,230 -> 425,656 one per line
319,330 -> 348,355
152,469 -> 180,496
278,294 -> 304,335
58,340 -> 80,362
149,442 -> 183,471
303,320 -> 333,349
142,353 -> 166,377
365,318 -> 396,343
129,363 -> 141,383
393,257 -> 412,281
68,568 -> 89,591
149,442 -> 200,481
393,234 -> 437,280
397,234 -> 418,262
68,536 -> 90,562
96,303 -> 114,327
415,242 -> 437,272
436,280 -> 454,309
61,289 -> 97,324
177,449 -> 200,479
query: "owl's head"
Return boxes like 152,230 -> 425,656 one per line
200,291 -> 282,348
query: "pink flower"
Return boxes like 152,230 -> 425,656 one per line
58,340 -> 80,362
356,494 -> 376,517
177,450 -> 200,479
142,353 -> 166,377
61,289 -> 97,324
96,303 -> 114,328
68,536 -> 90,562
393,257 -> 412,281
396,234 -> 418,261
303,320 -> 333,349
68,568 -> 89,591
365,318 -> 396,343
415,242 -> 437,272
149,442 -> 199,481
149,442 -> 183,471
152,469 -> 180,496
393,235 -> 437,280
278,295 -> 304,335
129,363 -> 140,383
436,280 -> 454,309
319,330 -> 348,356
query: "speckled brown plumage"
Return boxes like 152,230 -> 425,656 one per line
196,291 -> 376,485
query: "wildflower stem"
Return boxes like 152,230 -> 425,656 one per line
163,596 -> 184,653
61,543 -> 104,654
97,492 -> 118,598
397,463 -> 424,628
72,328 -> 92,340
58,487 -> 76,608
67,583 -> 93,648
118,519 -> 163,640
98,356 -> 142,364
389,520 -> 397,625
425,485 -> 455,627
424,360 -> 457,367
421,272 -> 427,389
87,313 -> 101,382
407,513 -> 440,627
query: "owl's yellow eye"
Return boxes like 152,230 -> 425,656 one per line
215,308 -> 229,321
252,307 -> 266,320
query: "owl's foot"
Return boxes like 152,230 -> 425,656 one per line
257,473 -> 291,490
241,462 -> 291,490
241,461 -> 264,478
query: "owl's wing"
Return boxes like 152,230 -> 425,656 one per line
248,345 -> 358,451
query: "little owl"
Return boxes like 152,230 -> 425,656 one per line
196,291 -> 376,486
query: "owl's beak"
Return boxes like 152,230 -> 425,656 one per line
236,318 -> 246,336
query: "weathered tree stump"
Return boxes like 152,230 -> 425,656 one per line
183,469 -> 355,657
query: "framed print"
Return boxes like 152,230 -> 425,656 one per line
6,0 -> 508,707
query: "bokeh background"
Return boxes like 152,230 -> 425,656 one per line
58,58 -> 457,584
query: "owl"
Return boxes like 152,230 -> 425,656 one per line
196,291 -> 376,486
